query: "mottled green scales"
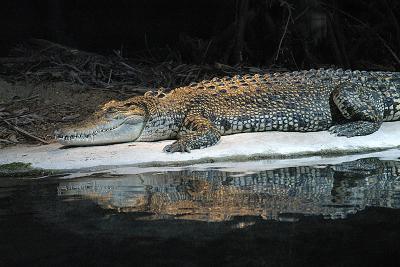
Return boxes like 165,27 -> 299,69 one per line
56,68 -> 400,152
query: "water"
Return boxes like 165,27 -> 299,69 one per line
1,156 -> 400,266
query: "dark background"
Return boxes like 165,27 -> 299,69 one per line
1,0 -> 399,70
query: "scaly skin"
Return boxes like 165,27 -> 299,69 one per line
56,68 -> 400,152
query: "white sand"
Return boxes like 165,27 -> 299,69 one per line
1,121 -> 400,171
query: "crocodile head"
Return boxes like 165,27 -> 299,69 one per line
55,97 -> 148,146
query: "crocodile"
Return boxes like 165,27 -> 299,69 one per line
55,68 -> 400,152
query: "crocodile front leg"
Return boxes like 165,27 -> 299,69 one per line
163,114 -> 221,153
329,84 -> 385,137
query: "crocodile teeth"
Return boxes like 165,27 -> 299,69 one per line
56,120 -> 125,143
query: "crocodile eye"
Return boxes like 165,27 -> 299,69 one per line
106,107 -> 118,113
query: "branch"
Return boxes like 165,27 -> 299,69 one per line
274,0 -> 294,62
322,2 -> 400,66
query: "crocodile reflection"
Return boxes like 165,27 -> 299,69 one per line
58,158 -> 400,221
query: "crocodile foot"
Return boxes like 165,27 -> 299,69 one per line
329,121 -> 381,137
163,141 -> 191,153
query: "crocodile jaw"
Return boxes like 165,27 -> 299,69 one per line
55,116 -> 145,146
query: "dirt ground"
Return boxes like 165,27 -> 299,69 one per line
0,79 -> 147,148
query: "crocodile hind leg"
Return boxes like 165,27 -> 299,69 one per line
163,114 -> 221,153
329,84 -> 385,137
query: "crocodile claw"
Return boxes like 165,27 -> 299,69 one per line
163,141 -> 191,153
329,121 -> 380,137
329,124 -> 360,137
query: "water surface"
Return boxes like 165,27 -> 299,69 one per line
1,156 -> 400,266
